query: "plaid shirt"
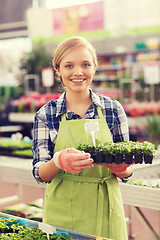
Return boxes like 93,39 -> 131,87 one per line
32,89 -> 129,183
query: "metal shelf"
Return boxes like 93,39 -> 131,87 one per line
8,112 -> 160,128
0,156 -> 160,209
9,112 -> 35,123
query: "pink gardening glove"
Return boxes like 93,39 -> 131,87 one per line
53,147 -> 93,174
98,162 -> 132,174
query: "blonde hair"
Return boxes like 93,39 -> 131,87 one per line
53,36 -> 98,71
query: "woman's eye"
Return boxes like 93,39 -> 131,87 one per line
83,63 -> 90,67
65,65 -> 72,69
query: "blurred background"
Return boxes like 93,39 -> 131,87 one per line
0,0 -> 160,146
0,1 -> 160,239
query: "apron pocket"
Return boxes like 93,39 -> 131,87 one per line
44,197 -> 73,230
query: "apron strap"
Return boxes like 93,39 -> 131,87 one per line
96,106 -> 104,119
61,112 -> 67,122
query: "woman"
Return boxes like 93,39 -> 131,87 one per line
32,36 -> 133,239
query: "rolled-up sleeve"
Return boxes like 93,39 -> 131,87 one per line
32,112 -> 54,183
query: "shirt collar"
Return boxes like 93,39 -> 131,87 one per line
90,89 -> 104,109
55,89 -> 104,118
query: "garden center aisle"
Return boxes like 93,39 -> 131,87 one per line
0,180 -> 159,240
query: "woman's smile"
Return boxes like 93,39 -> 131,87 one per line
70,78 -> 86,83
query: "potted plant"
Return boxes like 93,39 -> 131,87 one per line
121,141 -> 133,164
130,142 -> 144,164
77,143 -> 115,164
91,145 -> 104,163
77,141 -> 157,165
103,143 -> 115,164
141,141 -> 157,164
77,144 -> 103,164
106,143 -> 123,164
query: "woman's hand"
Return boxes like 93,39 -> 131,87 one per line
99,162 -> 131,174
53,147 -> 94,174
95,162 -> 133,179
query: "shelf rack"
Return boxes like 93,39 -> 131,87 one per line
0,156 -> 160,239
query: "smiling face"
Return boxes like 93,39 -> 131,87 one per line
57,46 -> 95,94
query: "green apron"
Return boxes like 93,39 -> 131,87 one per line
43,107 -> 128,240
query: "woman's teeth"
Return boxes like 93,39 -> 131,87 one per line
71,79 -> 85,82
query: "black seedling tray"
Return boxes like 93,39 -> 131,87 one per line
91,153 -> 153,164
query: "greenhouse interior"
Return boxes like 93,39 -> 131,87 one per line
0,0 -> 160,240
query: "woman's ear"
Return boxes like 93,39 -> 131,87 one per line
93,67 -> 96,74
56,68 -> 60,77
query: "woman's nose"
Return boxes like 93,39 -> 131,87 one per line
73,66 -> 83,75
